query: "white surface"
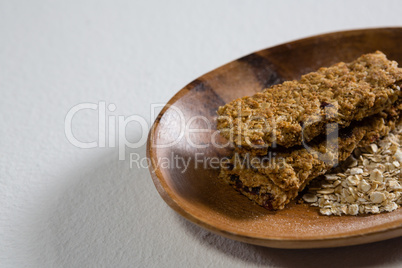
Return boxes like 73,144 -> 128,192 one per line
1,0 -> 402,267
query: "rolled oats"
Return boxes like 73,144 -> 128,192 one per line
317,188 -> 335,194
302,193 -> 318,203
369,169 -> 384,182
303,126 -> 402,215
367,144 -> 379,154
394,150 -> 402,162
348,204 -> 359,215
350,168 -> 364,175
358,180 -> 372,192
370,192 -> 386,203
346,175 -> 360,186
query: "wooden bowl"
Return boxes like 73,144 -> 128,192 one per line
147,28 -> 402,248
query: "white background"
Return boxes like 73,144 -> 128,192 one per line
1,0 -> 402,267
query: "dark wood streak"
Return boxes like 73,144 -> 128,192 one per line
185,78 -> 226,116
153,111 -> 164,125
238,53 -> 284,89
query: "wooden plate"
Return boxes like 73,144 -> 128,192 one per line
147,28 -> 402,248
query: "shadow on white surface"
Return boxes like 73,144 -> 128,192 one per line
177,213 -> 402,267
23,145 -> 402,267
26,148 -> 159,267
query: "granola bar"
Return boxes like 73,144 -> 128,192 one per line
217,51 -> 402,152
220,106 -> 402,210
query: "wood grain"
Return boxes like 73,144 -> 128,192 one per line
146,28 -> 402,248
